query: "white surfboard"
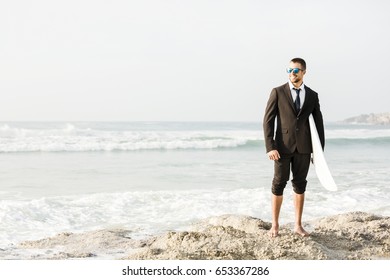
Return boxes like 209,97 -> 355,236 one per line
309,114 -> 337,191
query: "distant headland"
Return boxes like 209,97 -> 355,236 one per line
342,112 -> 390,125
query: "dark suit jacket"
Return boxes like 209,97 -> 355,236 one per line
263,82 -> 325,154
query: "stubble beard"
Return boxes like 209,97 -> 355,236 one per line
290,76 -> 302,85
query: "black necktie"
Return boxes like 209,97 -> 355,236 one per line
293,88 -> 301,111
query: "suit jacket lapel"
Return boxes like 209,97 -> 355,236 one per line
283,83 -> 296,112
298,85 -> 312,116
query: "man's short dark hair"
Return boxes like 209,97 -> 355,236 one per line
291,58 -> 306,70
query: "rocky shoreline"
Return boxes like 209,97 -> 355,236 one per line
343,112 -> 390,125
15,211 -> 390,260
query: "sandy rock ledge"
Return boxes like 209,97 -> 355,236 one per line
18,212 -> 390,260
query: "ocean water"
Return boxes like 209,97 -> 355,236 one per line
1,121 -> 390,259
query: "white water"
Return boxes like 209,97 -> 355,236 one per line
1,121 -> 390,258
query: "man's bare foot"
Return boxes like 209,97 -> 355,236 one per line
269,225 -> 279,238
294,226 -> 310,237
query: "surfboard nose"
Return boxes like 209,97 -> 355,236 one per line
309,114 -> 337,191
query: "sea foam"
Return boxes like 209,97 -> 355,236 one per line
1,122 -> 390,152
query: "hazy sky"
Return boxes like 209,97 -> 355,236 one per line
1,0 -> 389,122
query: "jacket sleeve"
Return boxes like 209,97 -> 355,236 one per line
312,93 -> 325,150
263,88 -> 278,153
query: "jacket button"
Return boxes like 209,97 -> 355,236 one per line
296,128 -> 299,131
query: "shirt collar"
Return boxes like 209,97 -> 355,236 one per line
288,80 -> 305,90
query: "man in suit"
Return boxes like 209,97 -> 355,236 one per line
263,58 -> 324,237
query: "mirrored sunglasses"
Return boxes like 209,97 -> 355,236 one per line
286,68 -> 304,74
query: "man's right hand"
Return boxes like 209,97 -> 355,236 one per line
267,150 -> 280,161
